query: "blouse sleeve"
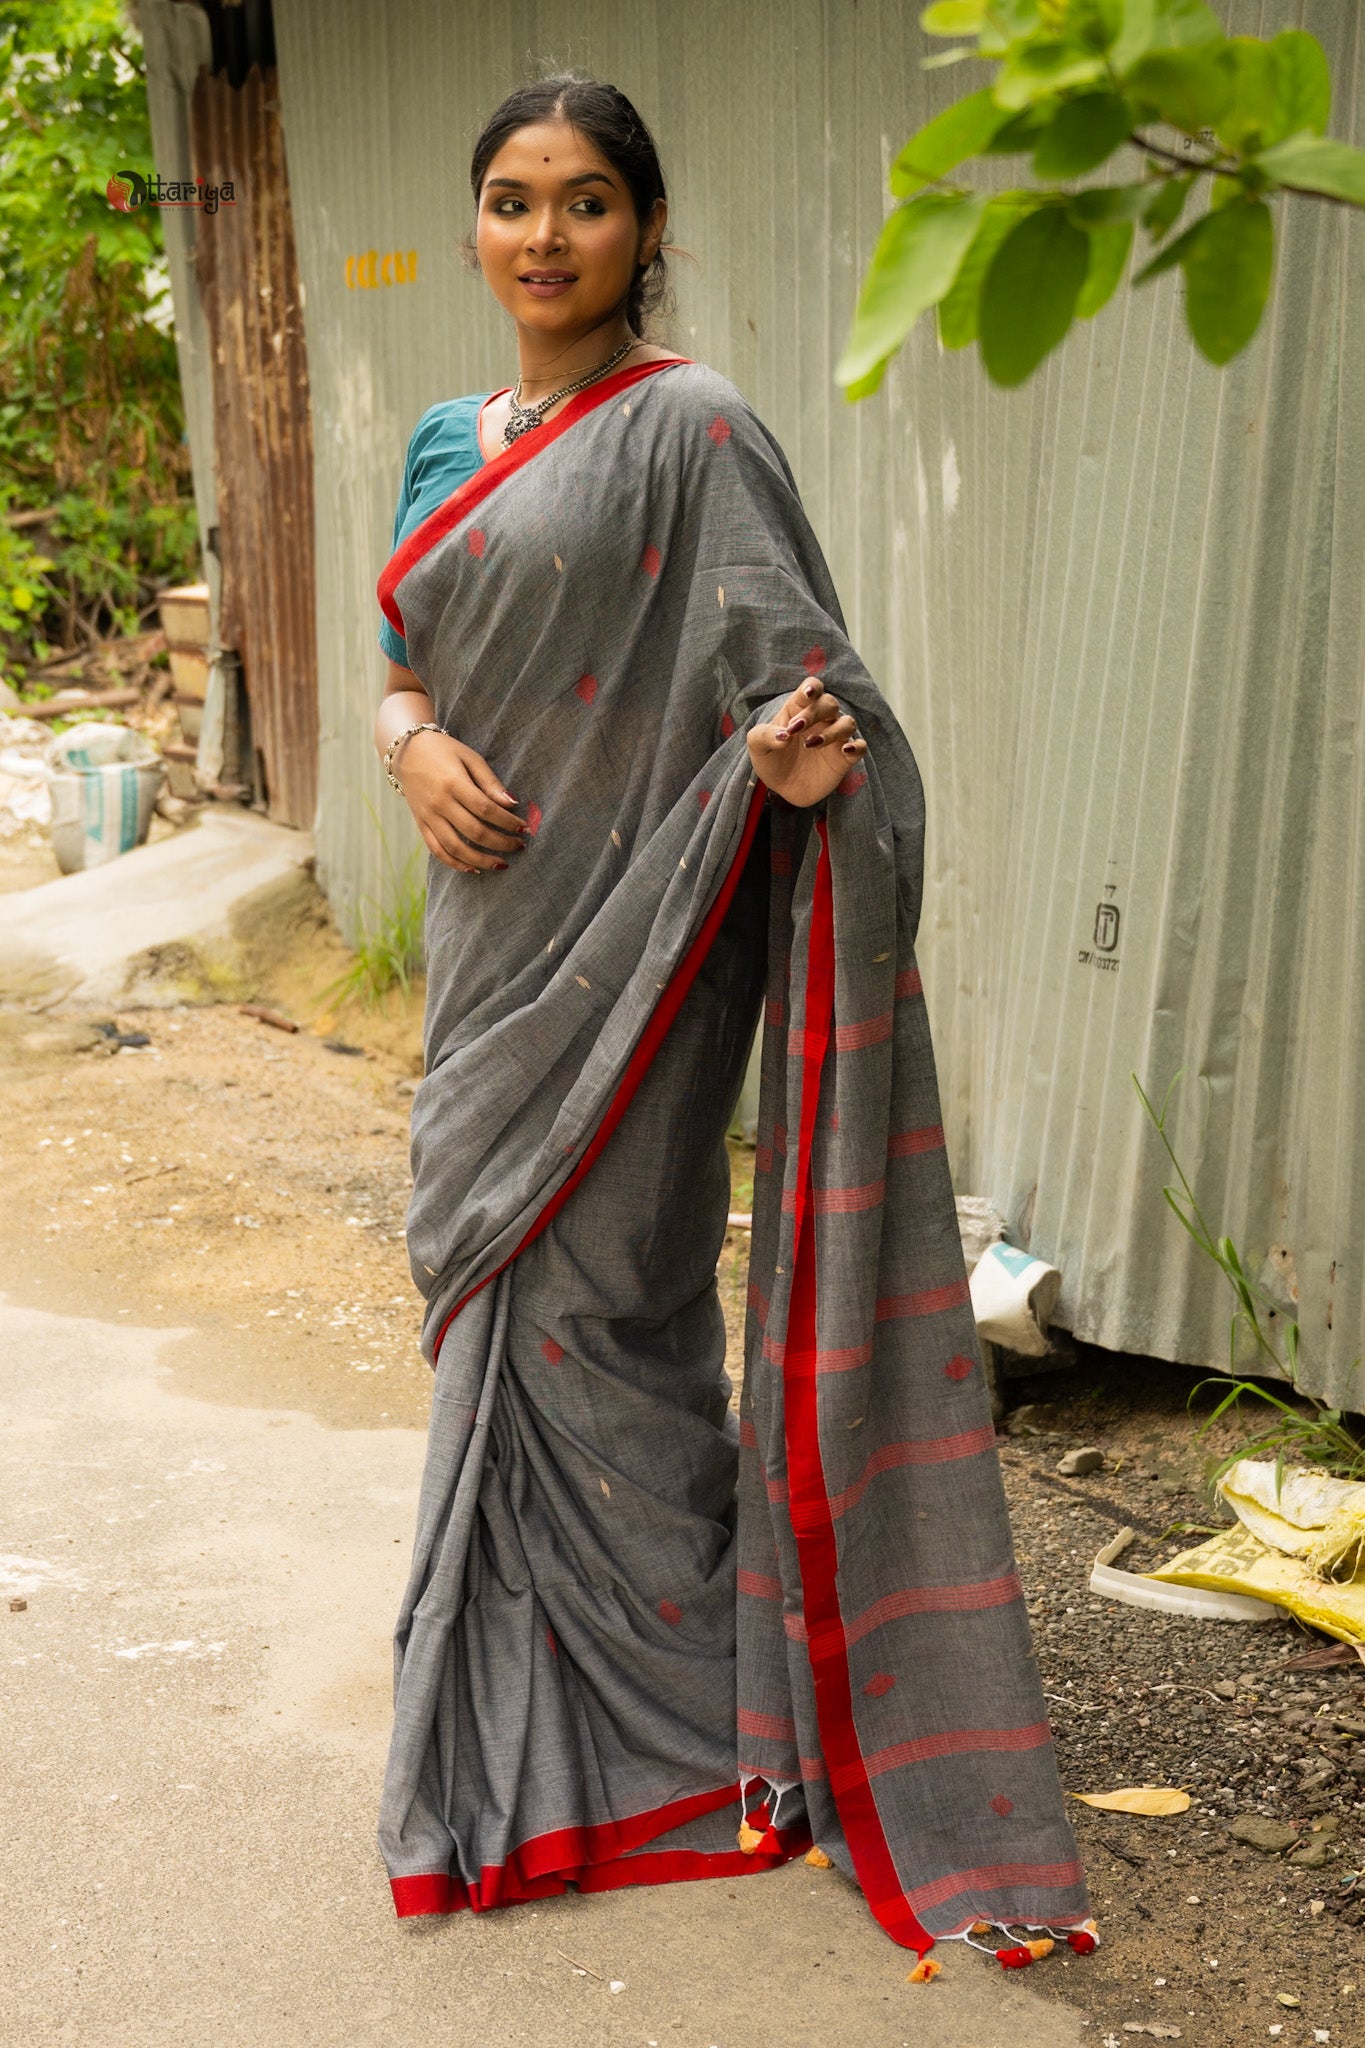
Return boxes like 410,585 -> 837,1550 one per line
378,439 -> 418,670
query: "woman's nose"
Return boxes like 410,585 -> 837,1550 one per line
525,209 -> 566,254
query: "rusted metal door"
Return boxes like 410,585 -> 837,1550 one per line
191,63 -> 317,828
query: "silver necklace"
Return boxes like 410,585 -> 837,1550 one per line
503,337 -> 636,447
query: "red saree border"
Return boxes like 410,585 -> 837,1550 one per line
782,817 -> 935,1958
431,776 -> 768,1365
390,1781 -> 808,1918
377,353 -> 693,636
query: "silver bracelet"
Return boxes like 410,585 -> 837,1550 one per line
383,721 -> 442,793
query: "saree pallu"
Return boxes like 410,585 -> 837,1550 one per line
375,356 -> 1096,1956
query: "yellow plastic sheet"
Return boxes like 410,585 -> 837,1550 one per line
1148,1523 -> 1365,1649
1214,1459 -> 1365,1581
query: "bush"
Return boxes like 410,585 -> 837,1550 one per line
0,1 -> 198,678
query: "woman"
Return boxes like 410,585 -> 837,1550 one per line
372,75 -> 1098,1966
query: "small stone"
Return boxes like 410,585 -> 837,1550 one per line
1289,1834 -> 1332,1869
8,1597 -> 26,1613
1212,1679 -> 1238,1700
1276,1993 -> 1301,2007
1310,1900 -> 1326,1915
1227,1815 -> 1297,1854
1057,1446 -> 1104,1476
1006,1402 -> 1052,1437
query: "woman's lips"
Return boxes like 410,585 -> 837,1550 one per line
518,275 -> 577,298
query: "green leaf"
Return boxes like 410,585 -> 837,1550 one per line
937,194 -> 1038,348
1132,212 -> 1200,282
1069,181 -> 1151,224
1217,35 -> 1281,157
1182,198 -> 1273,365
979,205 -> 1091,385
919,0 -> 986,31
843,357 -> 891,400
1126,45 -> 1236,132
1032,92 -> 1135,179
977,0 -> 1042,55
1153,0 -> 1224,50
890,88 -> 1012,198
993,39 -> 1107,113
1109,0 -> 1158,71
983,105 -> 1058,154
1142,170 -> 1195,240
921,45 -> 976,69
1253,135 -> 1365,207
1267,29 -> 1330,142
836,192 -> 990,387
1035,91 -> 1129,180
1076,220 -> 1133,316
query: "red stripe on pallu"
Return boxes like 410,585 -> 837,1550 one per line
737,1707 -> 796,1742
377,355 -> 692,635
797,1571 -> 1025,1655
431,779 -> 768,1364
737,1568 -> 783,1599
886,1124 -> 945,1158
835,1011 -> 893,1052
763,1333 -> 873,1377
780,1178 -> 885,1215
895,967 -> 922,1000
813,1427 -> 1001,1524
780,816 -> 934,1958
390,1779 -> 787,1918
738,1417 -> 759,1449
833,1720 -> 1055,1795
905,1856 -> 1086,1917
874,1278 -> 971,1321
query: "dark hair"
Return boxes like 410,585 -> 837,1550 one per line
468,74 -> 674,339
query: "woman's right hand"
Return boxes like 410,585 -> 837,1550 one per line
396,729 -> 531,874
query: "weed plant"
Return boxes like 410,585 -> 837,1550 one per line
1135,1072 -> 1365,1495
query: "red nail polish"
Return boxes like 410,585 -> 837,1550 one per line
805,734 -> 824,748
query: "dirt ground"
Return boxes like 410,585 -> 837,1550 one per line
1,861 -> 1362,2046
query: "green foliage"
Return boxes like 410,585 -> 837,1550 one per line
322,806 -> 427,1009
1133,1072 -> 1365,1491
0,2 -> 197,678
838,2 -> 1365,396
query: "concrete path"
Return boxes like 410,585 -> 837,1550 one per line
0,1298 -> 1092,2048
0,808 -> 311,1010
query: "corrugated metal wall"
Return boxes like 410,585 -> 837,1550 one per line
191,63 -> 319,826
271,0 -> 1365,1406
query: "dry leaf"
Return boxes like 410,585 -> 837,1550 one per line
737,1823 -> 764,1855
907,1958 -> 941,1982
804,1846 -> 832,1869
1071,1786 -> 1191,1816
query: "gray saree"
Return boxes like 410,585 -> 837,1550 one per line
375,355 -> 1098,1960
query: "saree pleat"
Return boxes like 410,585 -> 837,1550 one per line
377,357 -> 1096,1955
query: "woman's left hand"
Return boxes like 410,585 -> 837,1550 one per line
746,676 -> 868,808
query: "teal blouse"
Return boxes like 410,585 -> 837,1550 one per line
378,393 -> 492,669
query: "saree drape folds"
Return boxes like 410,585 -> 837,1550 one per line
376,358 -> 1095,1953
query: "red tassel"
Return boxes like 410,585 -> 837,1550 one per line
996,1944 -> 1035,1970
1067,1930 -> 1098,1955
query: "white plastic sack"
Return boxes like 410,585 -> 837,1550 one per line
46,722 -> 164,874
968,1240 -> 1061,1358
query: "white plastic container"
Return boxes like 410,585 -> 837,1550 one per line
46,723 -> 165,874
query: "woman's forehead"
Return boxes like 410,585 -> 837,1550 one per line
483,120 -> 621,188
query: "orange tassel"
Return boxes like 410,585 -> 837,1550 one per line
804,1846 -> 833,1869
907,1957 -> 941,1982
736,1823 -> 764,1855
